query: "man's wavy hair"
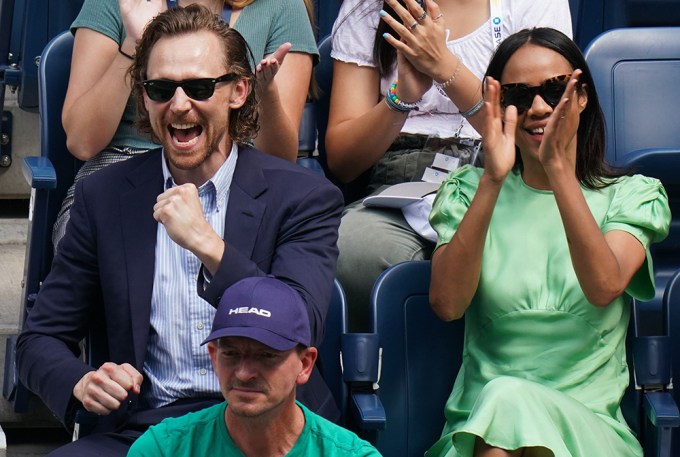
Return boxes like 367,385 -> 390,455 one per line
129,4 -> 259,144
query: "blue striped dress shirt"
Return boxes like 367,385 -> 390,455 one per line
142,144 -> 238,408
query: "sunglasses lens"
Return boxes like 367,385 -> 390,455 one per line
540,81 -> 568,108
502,86 -> 532,114
145,81 -> 177,102
182,79 -> 215,101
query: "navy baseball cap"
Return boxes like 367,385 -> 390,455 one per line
201,277 -> 311,351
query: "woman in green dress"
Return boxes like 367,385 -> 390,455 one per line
427,28 -> 671,457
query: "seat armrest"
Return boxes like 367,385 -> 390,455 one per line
350,392 -> 386,430
22,156 -> 57,189
644,391 -> 680,428
341,333 -> 386,430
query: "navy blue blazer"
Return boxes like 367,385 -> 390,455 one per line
16,146 -> 344,430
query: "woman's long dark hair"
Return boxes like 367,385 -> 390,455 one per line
485,27 -> 625,189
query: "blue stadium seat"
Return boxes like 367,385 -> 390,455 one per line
314,0 -> 342,41
367,260 -> 677,457
570,0 -> 680,51
3,30 -> 80,412
318,279 -> 349,424
585,27 -> 680,335
662,269 -> 680,456
1,0 -> 83,112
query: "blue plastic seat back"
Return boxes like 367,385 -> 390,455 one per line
318,279 -> 349,422
8,0 -> 84,111
663,270 -> 680,455
3,30 -> 81,413
585,27 -> 680,333
369,261 -> 464,457
314,0 -> 342,41
570,0 -> 680,51
30,30 -> 80,287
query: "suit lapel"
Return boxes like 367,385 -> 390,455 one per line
224,146 -> 267,260
120,150 -> 164,368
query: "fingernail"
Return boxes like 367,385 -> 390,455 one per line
379,9 -> 387,17
383,33 -> 390,40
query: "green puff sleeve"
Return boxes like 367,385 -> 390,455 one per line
429,165 -> 482,251
602,175 -> 671,300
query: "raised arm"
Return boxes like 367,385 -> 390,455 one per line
430,78 -> 517,320
253,45 -> 312,162
62,28 -> 136,161
325,59 -> 419,182
62,0 -> 163,160
540,72 -> 646,307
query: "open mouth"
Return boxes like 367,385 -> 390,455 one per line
168,123 -> 203,146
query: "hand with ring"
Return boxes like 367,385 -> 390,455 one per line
380,0 -> 458,85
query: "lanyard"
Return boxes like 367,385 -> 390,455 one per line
489,0 -> 503,48
165,1 -> 233,24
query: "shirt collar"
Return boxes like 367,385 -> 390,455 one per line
161,143 -> 239,210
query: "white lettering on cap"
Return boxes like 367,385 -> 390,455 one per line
228,307 -> 272,317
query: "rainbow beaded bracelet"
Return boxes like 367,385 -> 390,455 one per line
385,80 -> 420,113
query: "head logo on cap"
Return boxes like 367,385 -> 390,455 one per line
202,277 -> 311,351
228,307 -> 272,317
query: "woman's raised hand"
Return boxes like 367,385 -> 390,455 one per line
482,77 -> 517,183
380,0 -> 458,84
539,70 -> 583,171
256,42 -> 292,88
119,0 -> 165,45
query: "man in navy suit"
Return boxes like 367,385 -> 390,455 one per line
16,5 -> 343,456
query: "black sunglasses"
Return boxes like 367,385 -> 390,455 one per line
500,74 -> 573,115
142,73 -> 239,102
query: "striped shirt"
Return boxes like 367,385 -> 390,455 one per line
142,144 -> 238,408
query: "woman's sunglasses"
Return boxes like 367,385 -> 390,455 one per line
142,73 -> 238,102
500,74 -> 573,115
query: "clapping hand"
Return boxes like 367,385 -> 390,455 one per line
481,76 -> 517,183
539,70 -> 584,171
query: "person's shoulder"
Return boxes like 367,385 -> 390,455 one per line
300,403 -> 382,456
238,145 -> 342,197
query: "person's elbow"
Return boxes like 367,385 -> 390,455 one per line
585,281 -> 626,308
325,140 -> 362,183
66,134 -> 99,161
429,291 -> 467,321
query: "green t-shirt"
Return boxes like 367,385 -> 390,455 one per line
71,0 -> 318,150
127,401 -> 382,456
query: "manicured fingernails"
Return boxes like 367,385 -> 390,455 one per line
382,33 -> 391,40
379,9 -> 387,17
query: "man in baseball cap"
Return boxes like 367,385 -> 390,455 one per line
129,277 -> 382,456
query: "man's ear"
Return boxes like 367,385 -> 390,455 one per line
228,78 -> 249,109
296,347 -> 318,386
207,342 -> 218,371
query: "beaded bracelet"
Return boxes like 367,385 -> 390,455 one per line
385,96 -> 410,113
385,80 -> 420,112
434,54 -> 462,96
460,96 -> 484,119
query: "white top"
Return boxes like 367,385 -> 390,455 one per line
331,0 -> 573,140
